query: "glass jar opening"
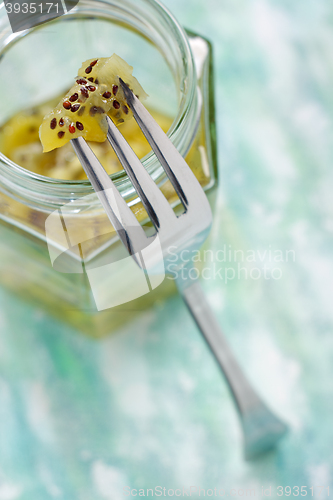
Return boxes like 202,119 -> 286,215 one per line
0,0 -> 198,210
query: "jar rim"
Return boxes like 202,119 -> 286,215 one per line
0,0 -> 198,210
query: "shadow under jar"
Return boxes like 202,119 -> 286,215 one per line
0,0 -> 218,336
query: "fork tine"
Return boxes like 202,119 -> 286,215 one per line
71,136 -> 148,256
119,78 -> 206,212
106,116 -> 177,230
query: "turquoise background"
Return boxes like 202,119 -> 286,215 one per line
1,0 -> 333,497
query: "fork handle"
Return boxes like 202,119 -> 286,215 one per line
177,278 -> 288,459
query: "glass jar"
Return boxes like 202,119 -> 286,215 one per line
0,0 -> 218,336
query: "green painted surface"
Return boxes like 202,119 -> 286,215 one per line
1,0 -> 333,497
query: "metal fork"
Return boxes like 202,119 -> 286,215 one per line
71,78 -> 288,459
